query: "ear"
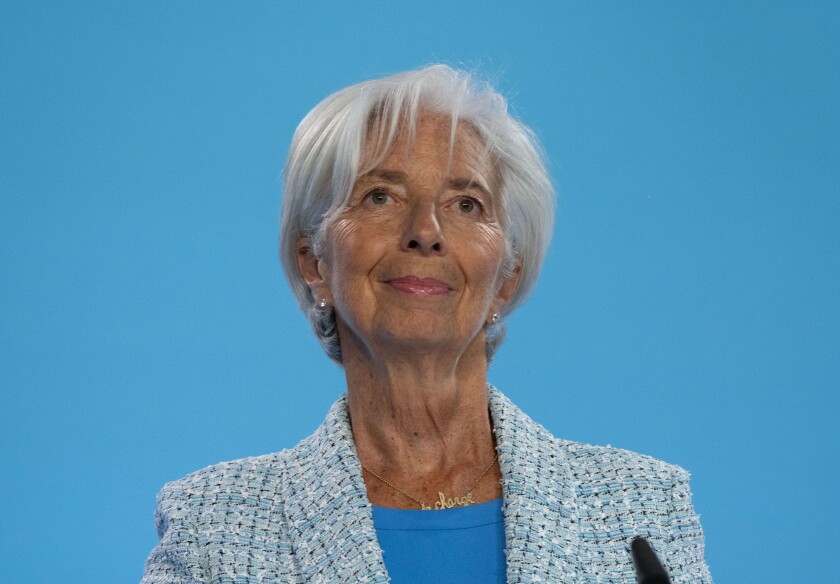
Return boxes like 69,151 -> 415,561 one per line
295,236 -> 332,305
490,262 -> 522,320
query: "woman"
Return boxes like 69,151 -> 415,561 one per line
141,65 -> 712,583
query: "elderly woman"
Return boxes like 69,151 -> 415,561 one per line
141,66 -> 712,583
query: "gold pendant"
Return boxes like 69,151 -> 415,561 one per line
422,491 -> 476,510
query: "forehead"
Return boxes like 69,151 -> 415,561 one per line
360,111 -> 490,176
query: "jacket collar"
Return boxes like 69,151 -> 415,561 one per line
489,387 -> 580,582
280,386 -> 579,583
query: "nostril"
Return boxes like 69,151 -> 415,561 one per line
432,243 -> 442,252
408,240 -> 419,249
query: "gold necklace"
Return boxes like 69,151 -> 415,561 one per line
361,454 -> 498,510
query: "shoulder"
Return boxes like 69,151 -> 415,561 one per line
144,443 -> 325,583
490,387 -> 687,485
555,438 -> 694,525
159,450 -> 290,498
490,385 -> 688,485
558,438 -> 689,487
152,423 -> 328,529
154,396 -> 348,525
153,450 -> 293,529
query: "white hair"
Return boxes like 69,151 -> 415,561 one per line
279,65 -> 554,363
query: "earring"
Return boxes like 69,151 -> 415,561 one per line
490,313 -> 499,323
318,298 -> 328,309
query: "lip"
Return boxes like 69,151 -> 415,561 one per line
386,275 -> 452,296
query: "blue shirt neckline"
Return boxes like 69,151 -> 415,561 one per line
371,497 -> 504,531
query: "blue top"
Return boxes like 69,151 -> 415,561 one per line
371,498 -> 506,584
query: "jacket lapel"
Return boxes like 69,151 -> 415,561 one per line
279,396 -> 389,583
489,387 -> 580,583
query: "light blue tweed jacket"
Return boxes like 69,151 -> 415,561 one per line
142,387 -> 712,583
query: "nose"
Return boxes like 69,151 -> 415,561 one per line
400,200 -> 446,255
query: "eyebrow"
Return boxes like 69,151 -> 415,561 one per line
359,169 -> 408,184
360,169 -> 492,198
448,177 -> 492,199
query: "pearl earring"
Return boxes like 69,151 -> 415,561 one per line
318,298 -> 328,309
490,313 -> 499,323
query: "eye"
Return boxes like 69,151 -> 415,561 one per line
456,196 -> 481,214
365,188 -> 391,205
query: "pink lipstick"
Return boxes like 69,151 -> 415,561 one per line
387,276 -> 451,296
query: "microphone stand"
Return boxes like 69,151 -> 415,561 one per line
630,537 -> 672,584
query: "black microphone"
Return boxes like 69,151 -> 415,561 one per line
630,537 -> 672,584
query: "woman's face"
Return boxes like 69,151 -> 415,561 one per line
305,112 -> 519,360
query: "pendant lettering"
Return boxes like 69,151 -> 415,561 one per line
432,490 -> 476,510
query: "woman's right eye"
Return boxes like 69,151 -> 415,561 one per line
365,188 -> 390,205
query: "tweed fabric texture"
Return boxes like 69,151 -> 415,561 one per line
141,387 -> 712,583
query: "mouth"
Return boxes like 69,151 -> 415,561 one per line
386,275 -> 452,296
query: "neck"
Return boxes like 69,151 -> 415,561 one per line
341,330 -> 501,507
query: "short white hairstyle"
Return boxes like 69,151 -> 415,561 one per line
279,65 -> 554,363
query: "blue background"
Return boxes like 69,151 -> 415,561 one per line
2,2 -> 838,582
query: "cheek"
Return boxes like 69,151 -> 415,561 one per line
325,220 -> 365,267
327,217 -> 359,245
464,225 -> 508,280
323,219 -> 381,286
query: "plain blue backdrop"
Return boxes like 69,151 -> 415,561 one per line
2,2 -> 838,582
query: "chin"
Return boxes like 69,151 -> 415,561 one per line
378,323 -> 486,356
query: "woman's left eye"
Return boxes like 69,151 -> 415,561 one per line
456,197 -> 481,214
